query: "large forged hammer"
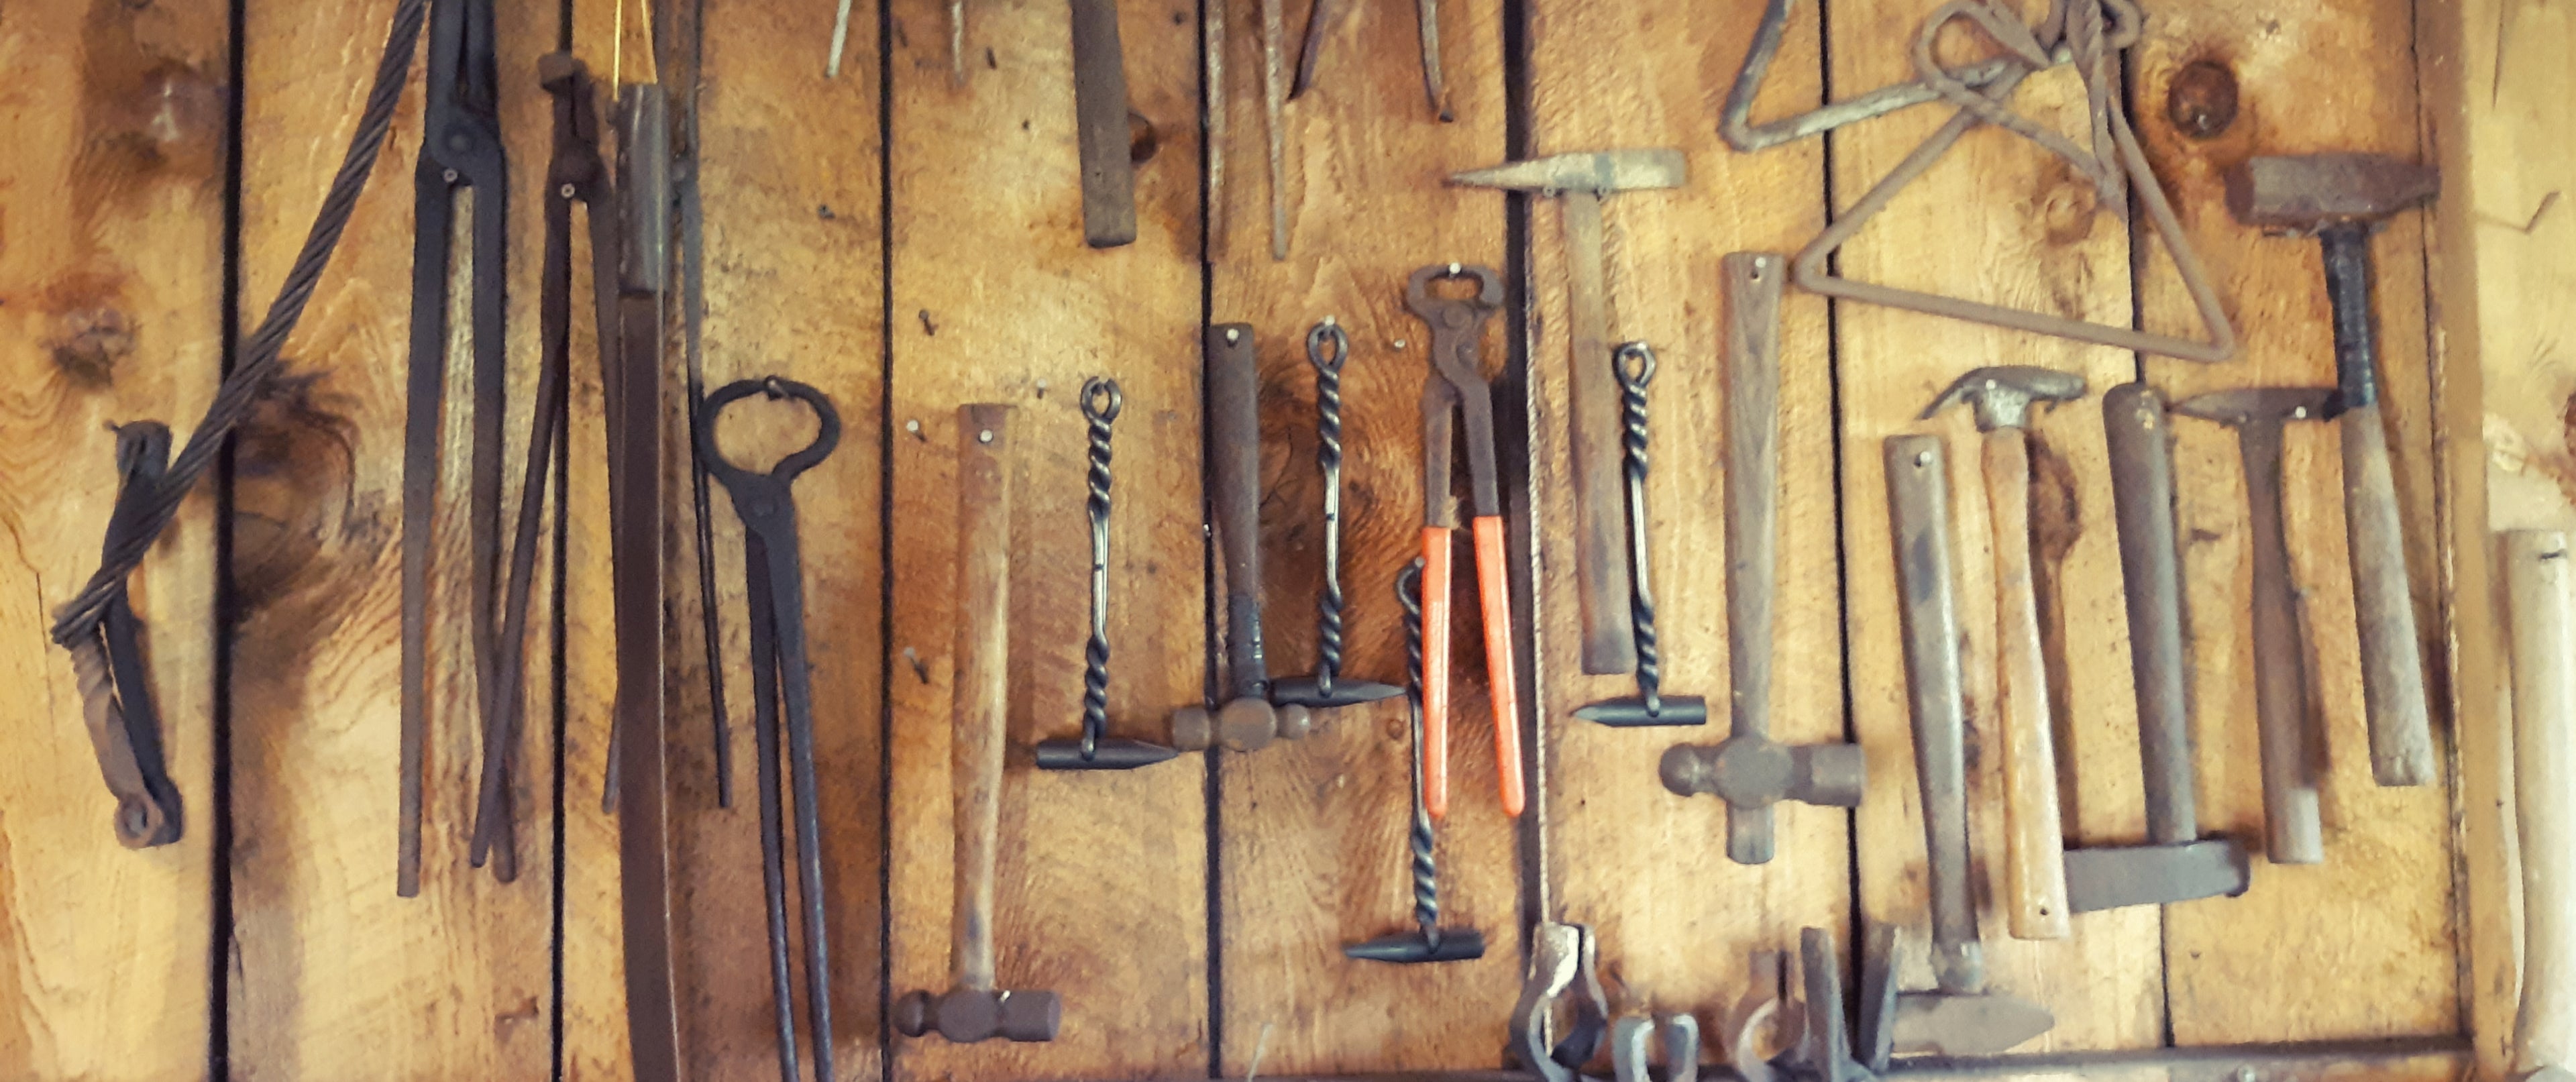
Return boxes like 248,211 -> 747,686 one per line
896,406 -> 1063,1044
1449,149 -> 1685,676
1921,366 -> 2082,941
2226,153 -> 2438,788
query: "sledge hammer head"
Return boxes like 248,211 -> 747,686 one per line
1448,149 -> 1686,197
894,986 -> 1063,1044
2063,836 -> 2249,912
1660,733 -> 1867,864
2225,154 -> 2437,233
1922,366 -> 2086,431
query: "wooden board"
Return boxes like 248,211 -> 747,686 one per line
2133,0 -> 2461,1045
1826,0 -> 2163,1053
0,0 -> 225,1076
885,0 -> 1210,1077
1205,0 -> 1518,1071
227,0 -> 559,1074
1522,0 -> 1853,1056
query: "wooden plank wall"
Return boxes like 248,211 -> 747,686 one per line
0,0 -> 2545,1078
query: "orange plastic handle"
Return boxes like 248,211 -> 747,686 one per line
1472,517 -> 1525,817
1419,526 -> 1453,820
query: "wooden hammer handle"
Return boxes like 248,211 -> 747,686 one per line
1982,429 -> 2070,940
2341,403 -> 2436,786
951,404 -> 1014,991
2508,530 -> 2576,1076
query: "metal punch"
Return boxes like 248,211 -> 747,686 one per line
1342,558 -> 1483,965
1037,378 -> 1181,770
1575,343 -> 1708,727
1274,320 -> 1402,711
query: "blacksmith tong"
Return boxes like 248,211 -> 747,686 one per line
700,377 -> 845,1081
400,0 -> 508,898
1409,263 -> 1525,819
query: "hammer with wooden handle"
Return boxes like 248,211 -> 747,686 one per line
2507,530 -> 2576,1081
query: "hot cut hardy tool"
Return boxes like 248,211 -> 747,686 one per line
1036,379 -> 1181,770
1509,921 -> 1611,1082
698,378 -> 846,1079
1273,319 -> 1402,712
1408,263 -> 1525,819
400,0 -> 510,898
1343,558 -> 1483,965
1574,341 -> 1707,727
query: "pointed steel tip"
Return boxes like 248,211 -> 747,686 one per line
1343,928 -> 1486,963
1270,677 -> 1402,708
1033,737 -> 1181,771
1574,696 -> 1709,727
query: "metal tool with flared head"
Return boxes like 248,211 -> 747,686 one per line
1575,343 -> 1709,728
2172,388 -> 2339,866
1273,320 -> 1403,712
2226,152 -> 2439,790
1509,922 -> 1612,1082
1737,926 -> 1899,1082
1657,255 -> 1864,863
898,406 -> 1064,1046
1037,379 -> 1181,771
1449,150 -> 1685,677
1922,366 -> 2084,941
2062,383 -> 2251,913
1343,560 -> 1485,965
1884,435 -> 2054,1057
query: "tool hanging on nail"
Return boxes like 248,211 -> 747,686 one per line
1343,558 -> 1484,965
1658,255 -> 1863,864
1735,926 -> 1900,1082
467,53 -> 624,883
898,404 -> 1066,1046
1607,1014 -> 1700,1082
1038,379 -> 1181,770
1071,0 -> 1138,248
69,423 -> 184,850
400,0 -> 510,898
1448,150 -> 1684,677
1721,0 -> 2032,152
2171,388 -> 2338,867
1509,921 -> 1612,1082
1408,264 -> 1525,819
1883,435 -> 2053,1057
1274,319 -> 1401,712
1575,342 -> 1707,727
699,378 -> 846,1081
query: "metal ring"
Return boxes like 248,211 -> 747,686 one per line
1613,341 -> 1656,390
1306,319 -> 1350,375
1081,376 -> 1124,424
695,376 -> 844,484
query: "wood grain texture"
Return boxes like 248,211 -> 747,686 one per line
1207,0 -> 1518,1069
0,0 -> 225,1075
228,0 -> 559,1074
2134,0 -> 2461,1044
2416,0 -> 2575,1075
887,0 -> 1210,1076
1523,0 -> 1851,1055
1827,0 -> 2161,1054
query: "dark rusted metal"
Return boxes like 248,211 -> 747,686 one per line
1070,0 -> 1136,248
1037,378 -> 1179,771
1170,325 -> 1311,753
1343,560 -> 1483,965
1274,319 -> 1401,711
1508,922 -> 1609,1082
74,422 -> 184,849
1576,342 -> 1706,727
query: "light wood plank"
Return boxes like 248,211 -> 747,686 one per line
2133,0 -> 2460,1044
0,0 -> 225,1075
229,0 -> 560,1073
1827,0 -> 2162,1054
887,0 -> 1212,1077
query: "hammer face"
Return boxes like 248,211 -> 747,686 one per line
1923,366 -> 2088,430
2063,838 -> 2250,913
2225,154 -> 2438,231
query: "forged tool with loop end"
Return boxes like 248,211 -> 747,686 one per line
698,376 -> 845,1082
1036,379 -> 1179,770
1509,921 -> 1611,1082
1274,319 -> 1401,711
400,0 -> 511,898
70,423 -> 184,849
1342,559 -> 1483,964
1576,342 -> 1707,726
1409,263 -> 1525,819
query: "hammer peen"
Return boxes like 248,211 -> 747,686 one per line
2226,153 -> 2438,788
896,406 -> 1063,1045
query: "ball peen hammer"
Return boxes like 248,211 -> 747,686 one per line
1448,150 -> 1685,677
1921,366 -> 2083,941
2225,153 -> 2438,788
896,406 -> 1064,1045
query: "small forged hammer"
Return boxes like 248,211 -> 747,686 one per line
896,406 -> 1063,1045
1659,254 -> 1865,864
2062,384 -> 2249,912
2172,388 -> 2339,866
1449,148 -> 1685,677
2226,153 -> 2438,788
1922,366 -> 2082,941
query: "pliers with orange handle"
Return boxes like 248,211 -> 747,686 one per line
1407,263 -> 1525,820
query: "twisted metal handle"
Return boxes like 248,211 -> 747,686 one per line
1397,557 -> 1442,945
1613,343 -> 1663,714
1308,319 -> 1348,696
1078,378 -> 1123,759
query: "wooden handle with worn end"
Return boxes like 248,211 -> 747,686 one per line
2508,530 -> 2576,1078
951,404 -> 1013,991
2341,402 -> 2436,786
1984,429 -> 2070,940
1421,525 -> 1453,820
1473,516 -> 1524,817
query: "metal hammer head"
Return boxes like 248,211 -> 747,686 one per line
1169,698 -> 1313,753
2225,154 -> 2438,231
893,987 -> 1062,1043
1269,675 -> 1403,709
1574,694 -> 1709,727
2063,837 -> 2250,913
1660,736 -> 1868,809
1448,149 -> 1686,196
2169,387 -> 2337,430
1921,366 -> 2087,431
1343,926 -> 1487,964
1034,736 -> 1179,771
